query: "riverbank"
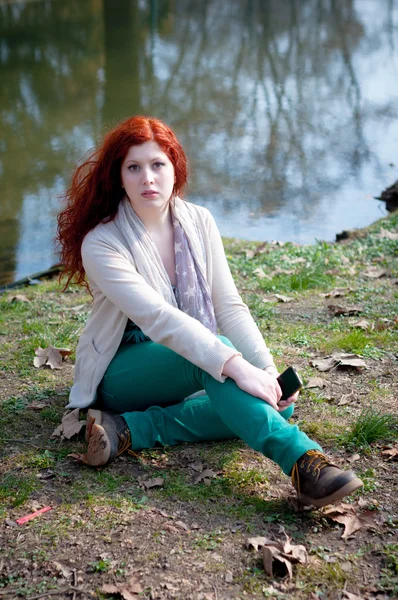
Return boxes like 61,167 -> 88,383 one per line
0,212 -> 397,599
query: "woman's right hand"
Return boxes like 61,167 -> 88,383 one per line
222,355 -> 282,411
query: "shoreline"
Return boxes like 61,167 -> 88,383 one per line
1,211 -> 395,293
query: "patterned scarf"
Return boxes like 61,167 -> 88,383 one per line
115,197 -> 217,334
173,215 -> 217,333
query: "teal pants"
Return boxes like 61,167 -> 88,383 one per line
97,336 -> 321,475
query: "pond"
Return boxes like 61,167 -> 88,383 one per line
0,0 -> 397,285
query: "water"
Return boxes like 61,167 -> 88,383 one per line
0,0 -> 397,285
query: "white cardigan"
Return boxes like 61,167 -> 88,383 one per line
67,201 -> 276,409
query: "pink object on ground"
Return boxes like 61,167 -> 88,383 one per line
16,506 -> 52,525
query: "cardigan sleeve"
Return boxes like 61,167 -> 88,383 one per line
204,211 -> 276,371
81,233 -> 240,382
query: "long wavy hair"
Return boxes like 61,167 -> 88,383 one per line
56,116 -> 188,289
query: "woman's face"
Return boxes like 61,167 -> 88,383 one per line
121,141 -> 176,213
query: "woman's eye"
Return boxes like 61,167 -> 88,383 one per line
128,164 -> 140,171
153,162 -> 165,169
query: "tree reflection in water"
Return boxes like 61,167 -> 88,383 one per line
0,0 -> 396,284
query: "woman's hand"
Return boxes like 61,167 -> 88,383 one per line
222,356 -> 283,411
264,365 -> 299,411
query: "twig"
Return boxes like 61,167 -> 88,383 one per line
213,585 -> 218,600
26,588 -> 85,600
72,569 -> 77,600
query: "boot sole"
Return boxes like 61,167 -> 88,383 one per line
85,409 -> 103,443
85,423 -> 111,467
298,477 -> 364,508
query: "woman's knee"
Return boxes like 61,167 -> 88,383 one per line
217,335 -> 236,350
279,404 -> 295,421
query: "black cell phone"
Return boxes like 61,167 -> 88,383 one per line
277,367 -> 303,401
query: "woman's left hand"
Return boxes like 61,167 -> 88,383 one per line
264,367 -> 299,412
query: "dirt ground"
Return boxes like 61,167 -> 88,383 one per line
0,214 -> 397,599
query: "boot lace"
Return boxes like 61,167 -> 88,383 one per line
291,450 -> 331,495
117,430 -> 131,457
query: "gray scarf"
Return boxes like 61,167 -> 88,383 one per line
115,197 -> 217,334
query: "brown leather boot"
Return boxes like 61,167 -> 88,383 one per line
73,410 -> 131,467
292,450 -> 363,507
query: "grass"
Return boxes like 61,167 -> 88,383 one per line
340,407 -> 398,449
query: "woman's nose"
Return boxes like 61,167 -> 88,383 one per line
142,167 -> 154,185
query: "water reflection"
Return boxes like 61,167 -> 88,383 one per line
0,0 -> 396,285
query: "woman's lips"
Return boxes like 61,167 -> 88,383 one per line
141,190 -> 158,198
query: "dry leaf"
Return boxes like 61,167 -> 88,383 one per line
323,502 -> 379,539
138,477 -> 164,490
274,294 -> 294,303
27,402 -> 48,411
246,536 -> 270,551
53,561 -> 73,579
381,446 -> 398,460
311,353 -> 367,372
52,409 -> 85,439
342,591 -> 364,600
253,267 -> 272,280
254,242 -> 269,255
34,346 -> 72,369
327,304 -> 362,316
194,468 -> 218,484
305,377 -> 327,389
101,576 -> 142,600
290,257 -> 307,264
347,453 -> 361,463
262,535 -> 308,579
362,267 -> 387,278
188,461 -> 204,472
376,228 -> 398,241
245,249 -> 254,259
8,294 -> 31,303
320,288 -> 350,298
352,319 -> 373,330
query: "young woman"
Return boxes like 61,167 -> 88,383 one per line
57,116 -> 363,507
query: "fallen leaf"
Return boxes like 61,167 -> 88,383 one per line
327,304 -> 363,316
138,477 -> 164,490
225,571 -> 233,583
305,377 -> 327,389
290,257 -> 307,264
342,592 -> 364,600
381,446 -> 398,460
253,267 -> 272,280
188,461 -> 204,472
273,294 -> 294,303
27,402 -> 48,410
246,536 -> 269,551
311,357 -> 338,372
341,255 -> 350,265
311,353 -> 367,372
101,576 -> 143,600
323,502 -> 379,539
320,288 -> 350,298
52,409 -> 85,439
8,294 -> 31,303
376,227 -> 398,241
352,318 -> 373,331
362,267 -> 387,278
347,453 -> 361,463
34,346 -> 72,369
194,468 -> 218,484
53,561 -> 73,579
245,249 -> 254,259
262,535 -> 308,579
254,242 -> 269,255
5,519 -> 17,527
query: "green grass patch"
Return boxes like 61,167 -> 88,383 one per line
340,408 -> 398,449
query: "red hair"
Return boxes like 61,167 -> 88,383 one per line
57,116 -> 188,288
